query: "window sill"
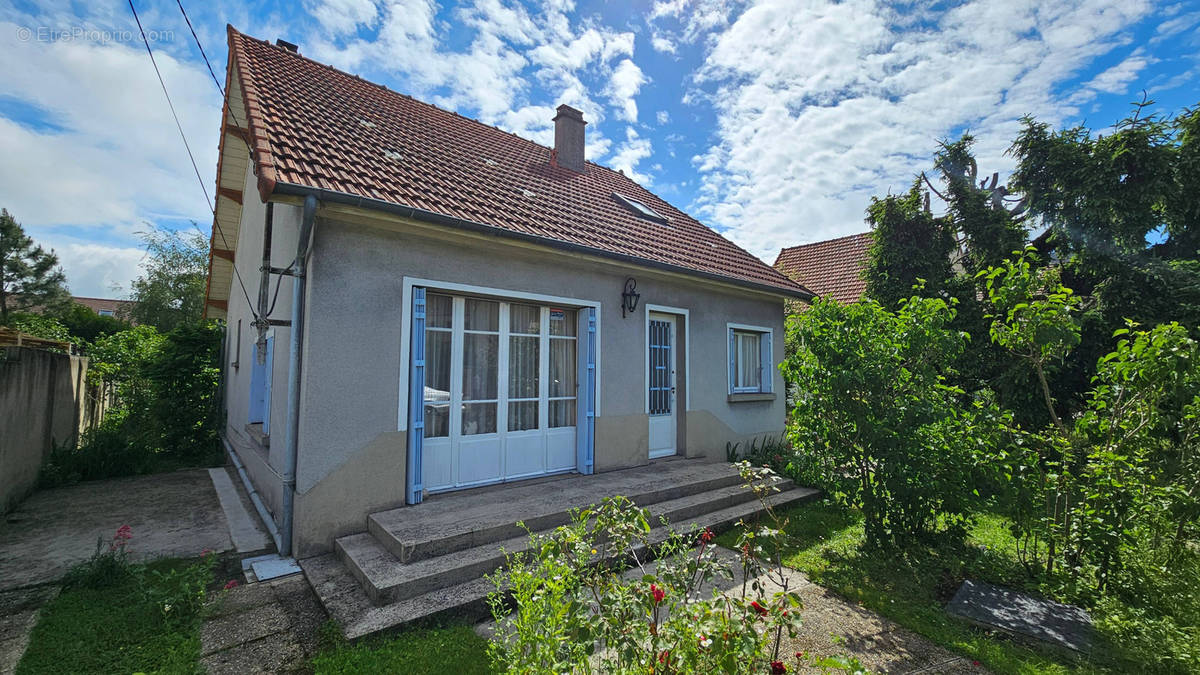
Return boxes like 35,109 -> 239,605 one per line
727,392 -> 775,403
244,423 -> 270,449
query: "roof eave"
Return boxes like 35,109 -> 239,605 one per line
271,181 -> 815,301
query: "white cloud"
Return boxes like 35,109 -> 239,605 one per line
686,0 -> 1156,259
609,127 -> 653,184
608,58 -> 646,122
1079,50 -> 1154,96
656,110 -> 670,125
307,0 -> 379,36
0,12 -> 219,298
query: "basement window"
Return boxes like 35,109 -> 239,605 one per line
613,192 -> 668,225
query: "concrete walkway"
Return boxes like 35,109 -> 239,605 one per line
200,574 -> 325,674
0,466 -> 274,673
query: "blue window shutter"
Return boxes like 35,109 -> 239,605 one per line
248,340 -> 264,424
406,288 -> 426,504
262,336 -> 274,435
761,332 -> 773,394
728,329 -> 736,394
576,307 -> 596,475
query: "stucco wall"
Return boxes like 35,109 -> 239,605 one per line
222,192 -> 790,556
282,214 -> 788,554
0,347 -> 106,513
220,162 -> 303,521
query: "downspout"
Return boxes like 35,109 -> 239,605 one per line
225,436 -> 283,550
280,194 -> 318,557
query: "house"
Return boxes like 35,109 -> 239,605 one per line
72,296 -> 133,318
774,232 -> 872,304
203,27 -> 813,567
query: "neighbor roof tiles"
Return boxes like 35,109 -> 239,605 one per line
225,27 -> 809,297
773,232 -> 872,303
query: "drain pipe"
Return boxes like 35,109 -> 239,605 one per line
280,194 -> 318,557
224,437 -> 283,550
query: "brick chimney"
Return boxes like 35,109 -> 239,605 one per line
552,104 -> 586,173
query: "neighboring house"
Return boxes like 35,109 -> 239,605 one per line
72,296 -> 133,318
203,27 -> 812,560
773,232 -> 872,304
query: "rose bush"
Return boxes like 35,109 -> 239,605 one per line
487,462 -> 867,674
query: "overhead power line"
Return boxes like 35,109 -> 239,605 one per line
127,0 -> 257,318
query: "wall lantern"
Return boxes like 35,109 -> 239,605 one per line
621,277 -> 641,318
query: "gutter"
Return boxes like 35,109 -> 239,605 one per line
270,182 -> 815,302
279,194 -> 318,557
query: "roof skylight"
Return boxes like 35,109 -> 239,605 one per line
613,192 -> 668,225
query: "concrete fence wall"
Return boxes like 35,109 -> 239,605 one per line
0,347 -> 108,513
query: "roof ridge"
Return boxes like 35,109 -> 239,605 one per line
780,231 -> 873,254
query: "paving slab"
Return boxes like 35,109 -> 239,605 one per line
947,580 -> 1092,653
200,631 -> 305,674
208,467 -> 273,553
0,469 -> 233,590
201,602 -> 291,655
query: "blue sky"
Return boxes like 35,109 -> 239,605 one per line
1,0 -> 1197,297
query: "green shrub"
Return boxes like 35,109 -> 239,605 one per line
487,462 -> 865,674
782,294 -> 1009,548
141,550 -> 218,626
39,413 -> 156,487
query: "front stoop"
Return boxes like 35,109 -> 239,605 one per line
300,461 -> 819,640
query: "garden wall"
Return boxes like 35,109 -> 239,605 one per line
0,346 -> 108,513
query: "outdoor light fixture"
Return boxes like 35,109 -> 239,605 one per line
621,277 -> 641,318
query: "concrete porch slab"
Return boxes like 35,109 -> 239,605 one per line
0,469 -> 234,591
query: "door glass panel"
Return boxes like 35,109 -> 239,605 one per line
508,400 -> 538,431
649,320 -> 671,415
462,333 -> 498,400
509,336 -> 539,398
461,402 -> 496,435
427,293 -> 452,329
423,329 -> 451,438
549,399 -> 576,428
549,338 -> 576,397
549,308 -> 576,336
510,304 -> 540,335
464,298 -> 499,331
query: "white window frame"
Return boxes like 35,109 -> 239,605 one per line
726,323 -> 773,395
398,277 -> 602,432
643,304 -> 690,414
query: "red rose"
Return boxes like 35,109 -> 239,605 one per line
699,528 -> 715,544
750,600 -> 769,617
650,584 -> 665,604
770,660 -> 787,674
223,579 -> 239,590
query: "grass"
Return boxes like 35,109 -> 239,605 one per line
309,621 -> 496,674
16,558 -> 211,675
716,500 -> 1126,674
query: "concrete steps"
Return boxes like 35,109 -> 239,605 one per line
300,461 -> 819,640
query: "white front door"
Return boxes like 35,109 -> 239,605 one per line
647,313 -> 677,459
422,294 -> 578,493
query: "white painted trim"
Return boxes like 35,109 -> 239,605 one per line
644,304 -> 690,414
726,322 -> 774,395
398,276 -> 602,431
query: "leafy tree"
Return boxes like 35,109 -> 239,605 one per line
53,302 -> 131,343
146,322 -> 223,461
783,294 -> 1008,548
8,312 -> 71,343
0,208 -> 70,324
127,225 -> 209,331
862,182 -> 956,309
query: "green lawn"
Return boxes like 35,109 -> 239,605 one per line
716,500 -> 1127,674
17,559 -> 210,675
310,621 -> 495,674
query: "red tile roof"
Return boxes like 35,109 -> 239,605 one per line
72,296 -> 133,316
773,232 -> 873,304
224,27 -> 808,298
